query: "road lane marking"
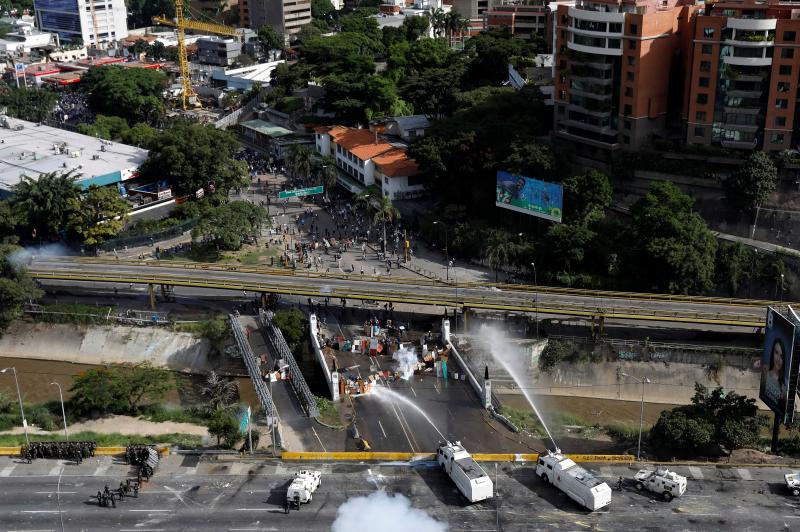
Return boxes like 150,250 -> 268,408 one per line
377,419 -> 388,438
22,510 -> 62,514
47,465 -> 63,476
0,464 -> 16,476
119,529 -> 165,531
737,468 -> 752,480
311,425 -> 327,452
784,516 -> 800,519
236,508 -> 266,511
35,491 -> 76,494
688,466 -> 704,479
127,509 -> 171,512
92,465 -> 110,476
410,386 -> 417,397
7,529 -> 56,532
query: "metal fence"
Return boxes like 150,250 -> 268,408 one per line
229,314 -> 278,423
99,218 -> 199,252
258,309 -> 320,418
24,304 -> 171,326
214,86 -> 272,129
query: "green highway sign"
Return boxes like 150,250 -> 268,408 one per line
278,185 -> 324,199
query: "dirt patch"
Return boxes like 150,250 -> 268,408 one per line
727,448 -> 786,464
0,414 -> 210,438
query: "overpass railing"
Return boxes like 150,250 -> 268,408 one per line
258,309 -> 319,417
229,314 -> 277,422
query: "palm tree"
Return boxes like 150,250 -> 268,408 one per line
447,11 -> 469,47
427,8 -> 447,38
287,144 -> 313,182
373,195 -> 400,255
315,155 -> 338,199
201,371 -> 239,412
484,230 -> 517,282
11,170 -> 81,242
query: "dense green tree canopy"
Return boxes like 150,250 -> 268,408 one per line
650,384 -> 759,457
311,0 -> 336,20
11,171 -> 81,241
77,114 -> 130,140
191,201 -> 269,251
0,83 -> 58,122
66,185 -> 130,247
724,151 -> 777,212
629,182 -> 718,294
69,362 -> 174,416
0,240 -> 42,335
81,66 -> 168,124
139,122 -> 247,196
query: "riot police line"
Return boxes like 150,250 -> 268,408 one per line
22,441 -> 96,463
93,444 -> 160,508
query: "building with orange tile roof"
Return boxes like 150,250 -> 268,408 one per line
314,125 -> 425,199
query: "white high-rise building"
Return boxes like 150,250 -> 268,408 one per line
34,0 -> 128,46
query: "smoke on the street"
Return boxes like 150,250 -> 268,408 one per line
332,490 -> 446,532
7,243 -> 69,269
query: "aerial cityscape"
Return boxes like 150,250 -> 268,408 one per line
0,0 -> 799,530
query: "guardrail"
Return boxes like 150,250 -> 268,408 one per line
258,309 -> 319,417
229,314 -> 278,425
0,446 -> 169,456
39,257 -> 789,309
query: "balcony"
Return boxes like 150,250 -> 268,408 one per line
567,102 -> 613,117
555,127 -> 621,150
721,138 -> 758,149
723,55 -> 772,66
569,6 -> 625,23
725,89 -> 763,98
568,39 -> 623,56
727,18 -> 777,31
570,87 -> 613,100
721,122 -> 759,133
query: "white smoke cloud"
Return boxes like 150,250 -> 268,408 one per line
332,491 -> 447,532
7,243 -> 69,269
392,345 -> 418,380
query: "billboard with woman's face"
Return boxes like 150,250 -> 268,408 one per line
760,307 -> 796,421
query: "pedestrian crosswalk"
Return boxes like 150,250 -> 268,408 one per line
593,464 -> 758,482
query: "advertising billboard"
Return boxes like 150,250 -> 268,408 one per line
495,171 -> 563,222
760,307 -> 796,422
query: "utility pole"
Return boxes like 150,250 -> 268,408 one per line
1,367 -> 28,445
621,372 -> 650,460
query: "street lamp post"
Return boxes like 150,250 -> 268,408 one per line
50,382 -> 68,441
1,367 -> 28,445
433,220 -> 449,281
621,372 -> 650,460
530,262 -> 538,340
780,273 -> 785,303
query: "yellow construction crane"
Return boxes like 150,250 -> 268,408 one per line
152,1 -> 238,110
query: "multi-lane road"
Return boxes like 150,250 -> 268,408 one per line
28,256 -> 780,329
0,454 -> 798,531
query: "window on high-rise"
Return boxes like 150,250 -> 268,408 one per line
775,116 -> 786,127
771,133 -> 785,143
703,27 -> 714,38
624,104 -> 632,115
627,56 -> 636,66
696,111 -> 706,121
782,48 -> 795,58
776,98 -> 789,108
700,60 -> 711,72
694,127 -> 705,136
625,86 -> 633,97
696,93 -> 708,104
699,77 -> 710,87
780,65 -> 792,75
702,44 -> 713,54
778,82 -> 791,93
629,24 -> 638,34
628,39 -> 636,50
784,31 -> 796,41
626,71 -> 634,81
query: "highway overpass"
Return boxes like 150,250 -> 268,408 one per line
27,256 -> 778,330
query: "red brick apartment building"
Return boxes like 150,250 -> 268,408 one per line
551,0 -> 800,159
685,0 -> 800,152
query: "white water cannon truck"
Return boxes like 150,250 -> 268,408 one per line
786,473 -> 800,496
634,468 -> 687,501
536,451 -> 612,511
437,441 -> 494,503
286,470 -> 321,509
